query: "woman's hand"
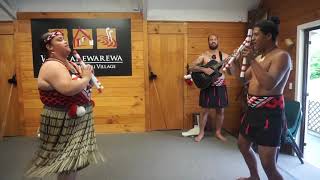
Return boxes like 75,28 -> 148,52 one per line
81,64 -> 93,80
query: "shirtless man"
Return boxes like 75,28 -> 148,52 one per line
189,34 -> 229,142
227,17 -> 291,180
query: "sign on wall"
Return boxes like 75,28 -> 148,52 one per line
31,19 -> 131,77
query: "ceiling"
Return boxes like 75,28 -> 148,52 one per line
0,0 -> 260,21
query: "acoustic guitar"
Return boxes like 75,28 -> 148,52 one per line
191,58 -> 225,89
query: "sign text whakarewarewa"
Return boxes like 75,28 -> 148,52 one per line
31,19 -> 132,77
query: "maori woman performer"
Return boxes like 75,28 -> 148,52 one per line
25,31 -> 103,180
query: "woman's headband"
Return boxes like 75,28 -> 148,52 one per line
44,31 -> 63,44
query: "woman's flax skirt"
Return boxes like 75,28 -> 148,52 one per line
25,105 -> 104,178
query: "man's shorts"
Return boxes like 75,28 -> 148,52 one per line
239,95 -> 286,147
199,85 -> 228,108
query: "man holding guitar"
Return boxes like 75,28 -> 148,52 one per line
189,34 -> 229,142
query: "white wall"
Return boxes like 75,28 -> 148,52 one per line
0,0 -> 16,20
147,9 -> 248,22
146,0 -> 259,22
0,9 -> 11,20
15,0 -> 141,12
0,0 -> 260,22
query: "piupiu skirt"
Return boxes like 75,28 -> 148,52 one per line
25,105 -> 104,178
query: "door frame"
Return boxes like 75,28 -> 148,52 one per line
296,20 -> 320,154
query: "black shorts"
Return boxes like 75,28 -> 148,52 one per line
199,85 -> 228,108
239,95 -> 286,147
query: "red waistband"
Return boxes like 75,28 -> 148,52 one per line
212,79 -> 226,86
247,95 -> 284,109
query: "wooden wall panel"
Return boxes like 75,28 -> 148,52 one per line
15,12 -> 146,135
0,22 -> 14,34
148,22 -> 187,34
262,0 -> 320,100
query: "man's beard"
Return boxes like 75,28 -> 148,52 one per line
209,43 -> 218,50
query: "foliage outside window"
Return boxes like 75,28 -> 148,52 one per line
310,49 -> 320,80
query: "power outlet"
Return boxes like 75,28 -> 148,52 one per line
289,82 -> 293,90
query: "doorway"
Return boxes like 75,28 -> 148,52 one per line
300,26 -> 320,167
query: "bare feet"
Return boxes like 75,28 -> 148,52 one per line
215,132 -> 227,142
195,132 -> 204,142
236,176 -> 260,180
